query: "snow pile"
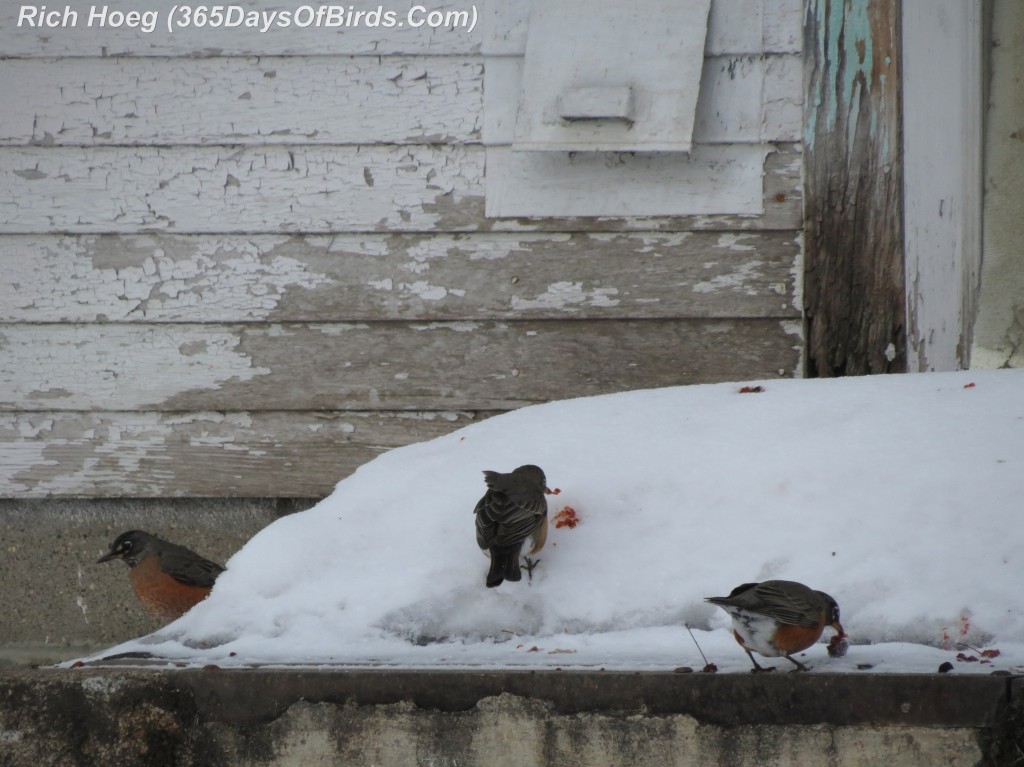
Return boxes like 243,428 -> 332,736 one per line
79,370 -> 1024,673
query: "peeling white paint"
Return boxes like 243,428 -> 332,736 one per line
715,233 -> 759,251
0,327 -> 271,409
0,57 -> 481,146
693,261 -> 766,295
0,145 -> 485,234
780,320 -> 803,337
410,322 -> 481,332
311,323 -> 372,335
511,282 -> 621,311
0,236 -> 331,322
401,281 -> 450,301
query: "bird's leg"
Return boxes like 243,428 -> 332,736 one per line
746,649 -> 775,673
784,654 -> 811,672
522,556 -> 541,580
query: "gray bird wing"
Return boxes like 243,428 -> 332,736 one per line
159,545 -> 226,588
748,581 -> 823,627
475,490 -> 547,550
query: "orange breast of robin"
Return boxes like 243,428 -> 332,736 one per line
129,556 -> 213,621
769,620 -> 826,655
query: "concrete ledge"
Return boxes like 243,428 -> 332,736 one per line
2,669 -> 1022,766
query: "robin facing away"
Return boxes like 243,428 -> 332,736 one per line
97,530 -> 226,622
705,579 -> 846,672
474,464 -> 553,588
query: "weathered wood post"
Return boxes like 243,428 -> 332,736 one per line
803,0 -> 905,376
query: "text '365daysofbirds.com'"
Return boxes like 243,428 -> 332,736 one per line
15,4 -> 479,34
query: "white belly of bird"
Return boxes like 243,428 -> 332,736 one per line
726,609 -> 783,657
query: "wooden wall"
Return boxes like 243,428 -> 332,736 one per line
0,0 -> 805,498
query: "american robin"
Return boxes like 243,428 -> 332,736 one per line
474,464 -> 553,588
97,530 -> 226,622
705,580 -> 846,672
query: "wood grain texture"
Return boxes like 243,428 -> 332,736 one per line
803,0 -> 905,376
0,231 -> 801,322
0,56 -> 483,146
1,410 -> 486,497
0,143 -> 802,233
0,321 -> 802,411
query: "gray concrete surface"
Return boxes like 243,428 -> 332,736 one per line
0,499 -> 315,666
1,669 -> 1020,766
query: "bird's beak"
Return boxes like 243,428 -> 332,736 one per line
96,551 -> 118,564
832,621 -> 846,637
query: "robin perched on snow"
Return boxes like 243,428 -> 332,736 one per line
705,579 -> 846,672
474,464 -> 553,588
97,530 -> 225,622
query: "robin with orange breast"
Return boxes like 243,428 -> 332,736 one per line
97,530 -> 225,622
474,464 -> 553,588
705,579 -> 846,672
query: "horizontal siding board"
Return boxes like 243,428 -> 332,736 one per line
0,410 -> 487,497
0,54 -> 801,147
0,145 -> 486,234
0,232 -> 801,322
0,321 -> 801,411
486,145 -> 770,217
0,143 -> 802,233
0,57 -> 483,146
0,1 -> 485,57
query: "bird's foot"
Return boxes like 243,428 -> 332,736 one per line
522,556 -> 541,580
785,655 -> 811,672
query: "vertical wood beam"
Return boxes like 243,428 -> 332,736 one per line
902,0 -> 985,371
803,0 -> 905,376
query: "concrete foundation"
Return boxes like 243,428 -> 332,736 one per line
1,669 -> 1021,766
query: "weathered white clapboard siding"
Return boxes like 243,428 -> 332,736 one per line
0,54 -> 801,147
487,145 -> 773,218
0,410 -> 486,497
0,57 -> 483,146
0,232 -> 800,322
0,321 -> 801,412
0,0 -> 801,58
0,0 -> 809,503
0,143 -> 801,232
0,145 -> 484,233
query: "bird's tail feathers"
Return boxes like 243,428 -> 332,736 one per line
486,545 -> 523,588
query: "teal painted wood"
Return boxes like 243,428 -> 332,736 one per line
803,0 -> 906,376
